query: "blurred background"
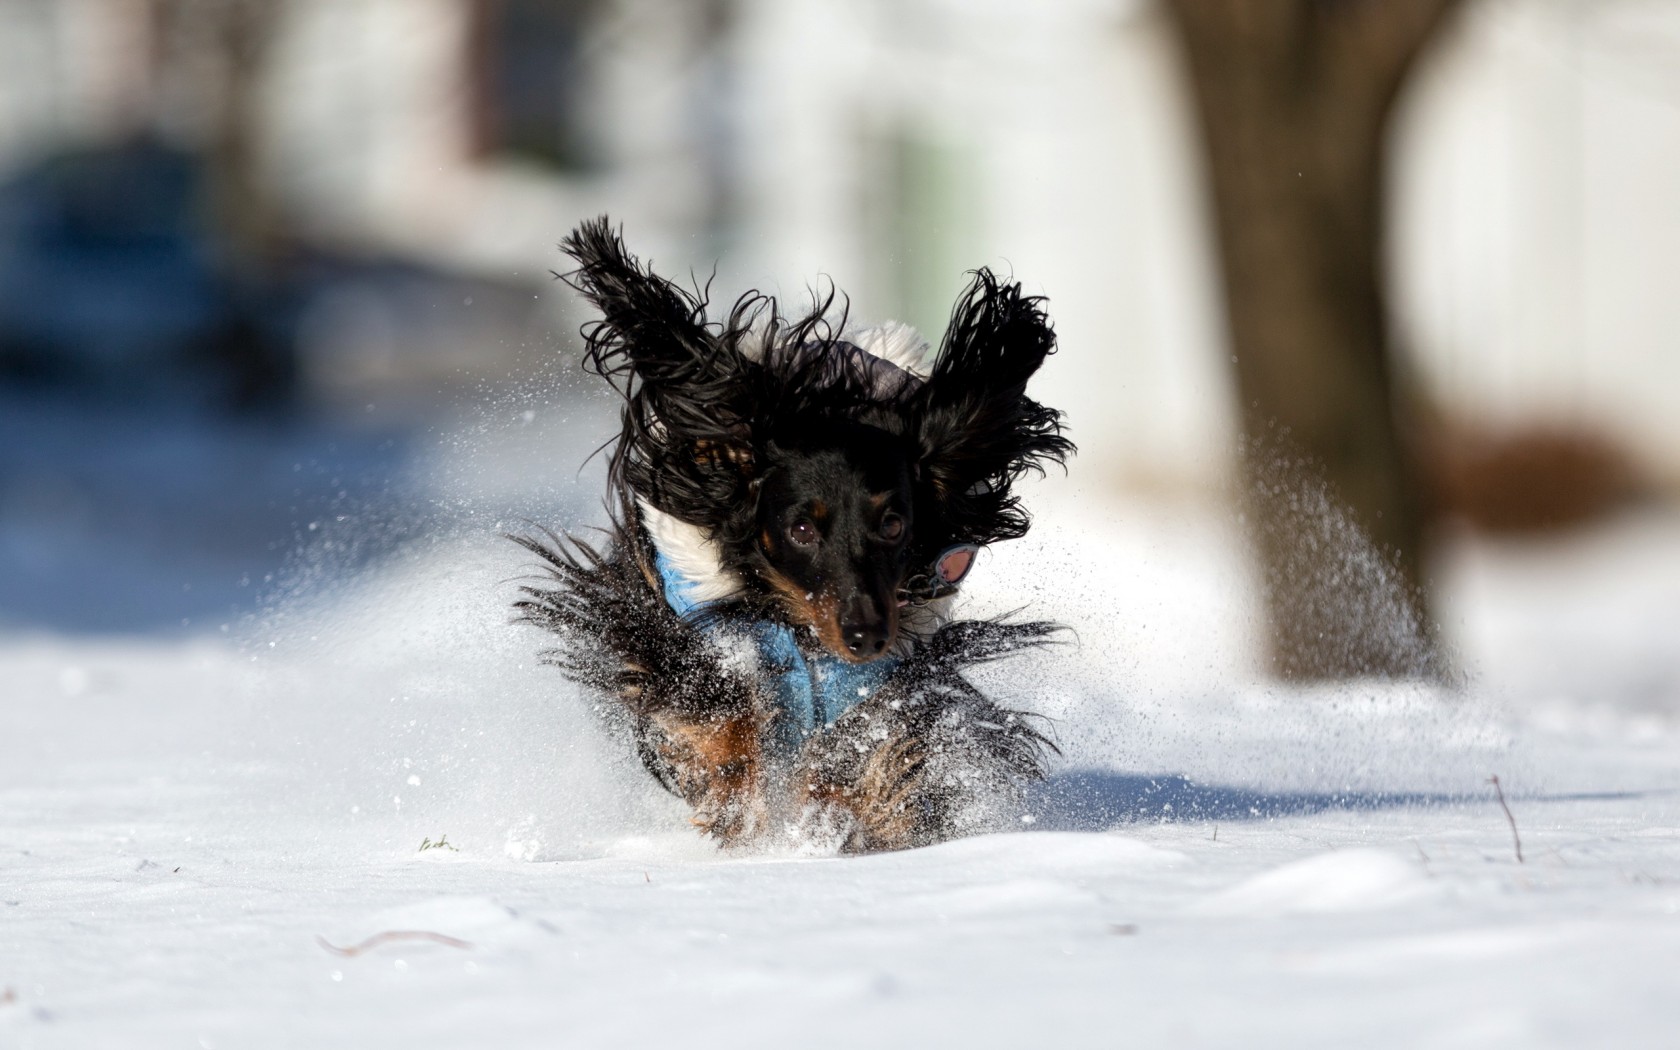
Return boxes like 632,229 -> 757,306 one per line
0,0 -> 1676,678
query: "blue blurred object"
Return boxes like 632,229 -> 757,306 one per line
0,137 -> 296,410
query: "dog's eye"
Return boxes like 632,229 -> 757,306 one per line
879,513 -> 905,541
788,519 -> 819,546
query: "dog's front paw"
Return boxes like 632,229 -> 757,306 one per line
649,711 -> 770,848
796,734 -> 933,853
791,672 -> 1054,853
691,780 -> 769,847
796,703 -> 963,853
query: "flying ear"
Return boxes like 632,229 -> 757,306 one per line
560,217 -> 750,436
911,270 -> 1074,544
560,218 -> 755,523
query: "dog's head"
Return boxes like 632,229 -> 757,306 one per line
748,418 -> 914,661
561,217 -> 1073,662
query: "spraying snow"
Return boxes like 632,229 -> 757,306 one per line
4,387 -> 1679,1048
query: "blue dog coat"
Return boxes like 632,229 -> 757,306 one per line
655,552 -> 898,754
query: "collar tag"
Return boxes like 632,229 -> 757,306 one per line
898,544 -> 981,606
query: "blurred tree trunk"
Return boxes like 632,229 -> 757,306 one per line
200,0 -> 286,281
1164,0 -> 1462,679
147,0 -> 285,272
158,0 -> 295,408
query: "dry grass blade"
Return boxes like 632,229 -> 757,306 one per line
1488,775 -> 1524,864
316,931 -> 474,957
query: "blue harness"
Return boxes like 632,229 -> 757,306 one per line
655,553 -> 898,754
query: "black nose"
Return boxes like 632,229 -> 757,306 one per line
843,625 -> 889,658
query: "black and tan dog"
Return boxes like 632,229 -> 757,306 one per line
514,218 -> 1073,852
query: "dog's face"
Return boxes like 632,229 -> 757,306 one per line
560,218 -> 1073,663
750,421 -> 915,662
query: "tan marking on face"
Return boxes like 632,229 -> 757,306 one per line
759,565 -> 897,664
760,565 -> 854,658
808,500 -> 829,525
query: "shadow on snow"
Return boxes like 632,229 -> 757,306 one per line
1024,769 -> 1654,831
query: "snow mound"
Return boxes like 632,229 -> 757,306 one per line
1308,924 -> 1596,974
915,830 -> 1192,871
1193,848 -> 1433,916
326,897 -> 539,953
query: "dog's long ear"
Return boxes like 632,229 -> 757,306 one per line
560,217 -> 755,524
910,270 -> 1074,544
560,217 -> 750,441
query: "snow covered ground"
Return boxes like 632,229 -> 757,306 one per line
4,395 -> 1679,1048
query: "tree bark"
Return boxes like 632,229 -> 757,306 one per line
1164,0 -> 1462,679
162,0 -> 296,409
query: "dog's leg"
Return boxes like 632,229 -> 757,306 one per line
793,683 -> 1042,853
647,711 -> 768,844
790,619 -> 1062,853
798,731 -> 931,853
511,527 -> 776,848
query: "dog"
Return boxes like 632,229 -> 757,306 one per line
514,217 -> 1073,852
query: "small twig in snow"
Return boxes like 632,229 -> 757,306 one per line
316,931 -> 473,956
1488,775 -> 1524,864
1,986 -> 15,1006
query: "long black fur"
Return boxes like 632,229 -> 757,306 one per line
559,217 -> 1073,567
515,217 -> 1073,852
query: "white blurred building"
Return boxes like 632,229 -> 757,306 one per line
1,0 -> 1676,486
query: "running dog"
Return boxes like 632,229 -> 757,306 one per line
514,217 -> 1073,852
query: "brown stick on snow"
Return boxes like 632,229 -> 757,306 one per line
1488,775 -> 1524,864
316,931 -> 474,956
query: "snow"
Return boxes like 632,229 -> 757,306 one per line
1190,848 -> 1433,916
4,401 -> 1680,1048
